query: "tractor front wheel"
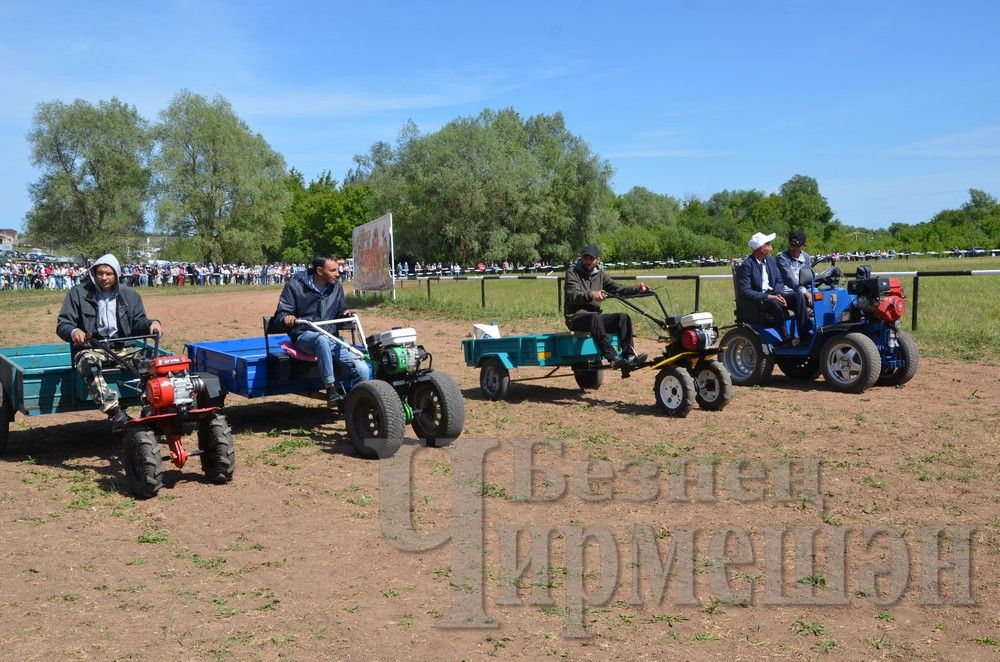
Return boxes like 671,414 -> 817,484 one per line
720,327 -> 773,386
123,426 -> 163,499
409,372 -> 465,446
877,330 -> 919,387
198,413 -> 236,484
691,360 -> 733,411
654,366 -> 696,417
345,380 -> 406,459
479,358 -> 510,400
821,332 -> 881,393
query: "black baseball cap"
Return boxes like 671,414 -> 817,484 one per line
789,230 -> 807,245
581,244 -> 601,258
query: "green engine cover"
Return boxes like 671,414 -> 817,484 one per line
382,346 -> 411,375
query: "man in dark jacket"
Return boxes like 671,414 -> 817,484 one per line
737,231 -> 810,343
564,245 -> 649,369
273,254 -> 368,406
56,253 -> 162,431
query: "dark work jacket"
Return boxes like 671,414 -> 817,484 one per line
563,260 -> 642,325
272,270 -> 347,340
736,254 -> 788,302
56,281 -> 155,342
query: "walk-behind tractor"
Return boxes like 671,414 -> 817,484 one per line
720,262 -> 919,393
185,315 -> 465,459
90,334 -> 235,498
463,291 -> 732,417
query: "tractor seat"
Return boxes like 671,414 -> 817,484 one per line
279,342 -> 318,363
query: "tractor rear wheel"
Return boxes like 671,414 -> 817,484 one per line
479,358 -> 510,400
720,327 -> 773,386
198,413 -> 236,484
876,330 -> 919,387
691,360 -> 733,411
821,332 -> 881,393
123,426 -> 163,499
572,365 -> 604,390
345,380 -> 405,459
654,366 -> 696,417
409,372 -> 465,446
776,356 -> 821,380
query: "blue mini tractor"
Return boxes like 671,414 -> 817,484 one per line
719,262 -> 919,393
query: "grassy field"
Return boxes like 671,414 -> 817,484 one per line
2,257 -> 997,362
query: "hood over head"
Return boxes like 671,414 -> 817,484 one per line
90,253 -> 122,289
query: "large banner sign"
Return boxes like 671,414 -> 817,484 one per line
352,213 -> 395,294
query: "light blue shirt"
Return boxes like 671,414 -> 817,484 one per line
96,290 -> 118,337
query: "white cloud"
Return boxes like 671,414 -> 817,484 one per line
889,125 -> 1000,158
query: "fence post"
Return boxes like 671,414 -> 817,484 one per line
426,277 -> 431,301
480,278 -> 486,308
911,274 -> 919,331
694,276 -> 702,311
557,276 -> 563,312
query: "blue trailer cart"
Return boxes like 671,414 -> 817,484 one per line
0,337 -> 234,498
186,316 -> 465,459
462,291 -> 733,417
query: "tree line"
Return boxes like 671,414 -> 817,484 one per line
23,93 -> 1000,264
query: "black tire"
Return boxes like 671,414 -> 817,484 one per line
820,332 -> 881,393
0,382 -> 10,456
876,330 -> 919,387
344,380 -> 406,459
572,365 -> 604,390
653,366 -> 696,417
776,356 -> 821,380
409,371 -> 465,446
198,413 -> 236,484
720,327 -> 773,386
691,360 -> 733,411
123,426 -> 163,499
479,358 -> 510,400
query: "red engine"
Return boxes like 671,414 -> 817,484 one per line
143,355 -> 204,412
849,275 -> 906,323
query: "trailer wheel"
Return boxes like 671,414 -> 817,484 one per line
691,360 -> 732,411
720,327 -> 773,386
123,426 -> 163,499
877,330 -> 919,387
198,413 -> 236,484
479,358 -> 510,400
821,332 -> 881,393
345,380 -> 405,459
0,382 -> 11,455
776,356 -> 821,380
654,366 -> 696,417
409,372 -> 465,446
572,365 -> 604,390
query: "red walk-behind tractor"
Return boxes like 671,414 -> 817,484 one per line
91,334 -> 235,498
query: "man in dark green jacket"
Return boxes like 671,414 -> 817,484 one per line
564,245 -> 648,369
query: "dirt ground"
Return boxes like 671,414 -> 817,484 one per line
1,288 -> 997,660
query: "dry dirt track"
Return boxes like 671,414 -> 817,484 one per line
1,288 -> 997,660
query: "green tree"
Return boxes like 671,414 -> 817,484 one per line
153,90 -> 290,263
24,98 -> 152,256
279,170 -> 373,263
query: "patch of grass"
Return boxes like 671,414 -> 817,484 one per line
693,632 -> 721,642
797,572 -> 826,588
792,619 -> 828,636
877,610 -> 894,622
137,531 -> 168,544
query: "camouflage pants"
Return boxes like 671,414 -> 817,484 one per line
74,349 -> 124,413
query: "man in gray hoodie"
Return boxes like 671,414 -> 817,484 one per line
56,253 -> 162,432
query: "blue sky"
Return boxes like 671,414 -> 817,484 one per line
1,0 -> 998,233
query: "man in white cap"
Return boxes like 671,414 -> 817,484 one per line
736,232 -> 809,343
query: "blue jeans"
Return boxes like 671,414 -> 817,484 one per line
294,331 -> 369,387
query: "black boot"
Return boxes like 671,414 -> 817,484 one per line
108,406 -> 131,433
326,386 -> 343,408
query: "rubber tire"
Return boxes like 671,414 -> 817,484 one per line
691,360 -> 733,411
572,366 -> 604,390
479,358 -> 510,400
877,330 -> 919,387
198,412 -> 236,484
720,327 -> 774,386
123,426 -> 163,499
409,371 -> 465,446
653,366 -> 696,417
776,356 -> 821,380
345,380 -> 406,460
0,382 -> 10,456
821,332 -> 881,394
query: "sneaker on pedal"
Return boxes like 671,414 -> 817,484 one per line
625,352 -> 648,367
609,355 -> 629,370
109,407 -> 131,433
